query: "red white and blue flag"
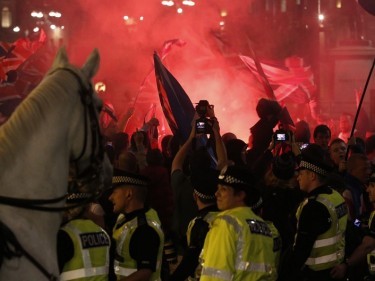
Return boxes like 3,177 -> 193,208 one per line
239,55 -> 316,104
0,29 -> 46,83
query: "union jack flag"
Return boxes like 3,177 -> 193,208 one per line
239,55 -> 316,104
0,29 -> 46,83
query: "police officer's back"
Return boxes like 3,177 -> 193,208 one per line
200,165 -> 280,281
170,169 -> 220,281
58,195 -> 111,281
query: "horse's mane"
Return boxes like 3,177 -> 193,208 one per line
0,69 -> 81,166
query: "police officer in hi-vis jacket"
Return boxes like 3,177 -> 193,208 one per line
109,169 -> 164,281
279,144 -> 348,281
200,165 -> 280,281
57,194 -> 111,281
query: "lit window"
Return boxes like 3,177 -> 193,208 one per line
1,6 -> 12,28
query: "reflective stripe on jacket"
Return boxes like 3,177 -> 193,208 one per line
200,206 -> 278,281
296,189 -> 348,271
60,219 -> 110,281
112,208 -> 164,281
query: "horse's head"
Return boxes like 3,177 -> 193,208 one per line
49,47 -> 113,199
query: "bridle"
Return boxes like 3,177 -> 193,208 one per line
0,67 -> 106,210
0,67 -> 106,280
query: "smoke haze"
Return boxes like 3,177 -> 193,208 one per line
53,0 -> 375,140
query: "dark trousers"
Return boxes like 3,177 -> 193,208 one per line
302,267 -> 346,281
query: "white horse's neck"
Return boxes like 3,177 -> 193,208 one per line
0,80 -> 80,281
0,47 -> 108,281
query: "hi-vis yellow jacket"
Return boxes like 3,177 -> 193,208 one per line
60,219 -> 111,281
200,206 -> 279,281
296,189 -> 348,271
112,208 -> 164,281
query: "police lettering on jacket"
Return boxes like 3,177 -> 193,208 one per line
246,219 -> 272,237
79,232 -> 110,249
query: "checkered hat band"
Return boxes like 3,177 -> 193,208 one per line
194,189 -> 216,200
218,174 -> 247,185
299,160 -> 327,176
66,193 -> 91,201
112,176 -> 148,186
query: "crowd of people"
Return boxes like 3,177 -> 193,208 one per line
57,97 -> 375,281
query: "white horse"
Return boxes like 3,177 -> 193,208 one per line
0,47 -> 112,281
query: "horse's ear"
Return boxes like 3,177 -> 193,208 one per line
51,47 -> 69,69
81,48 -> 100,79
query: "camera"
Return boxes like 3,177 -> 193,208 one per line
273,129 -> 289,143
195,100 -> 210,117
195,100 -> 213,134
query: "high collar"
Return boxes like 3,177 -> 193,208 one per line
308,184 -> 332,197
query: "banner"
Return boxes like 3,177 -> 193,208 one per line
153,52 -> 195,143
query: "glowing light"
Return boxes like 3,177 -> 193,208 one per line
49,11 -> 62,18
161,0 -> 174,6
219,21 -> 225,26
50,24 -> 56,30
31,11 -> 44,18
123,17 -> 136,25
336,0 -> 342,8
61,26 -> 65,29
177,7 -> 183,13
139,16 -> 144,21
182,0 -> 195,6
95,82 -> 106,93
33,27 -> 40,32
13,26 -> 20,32
318,14 -> 325,21
221,10 -> 228,17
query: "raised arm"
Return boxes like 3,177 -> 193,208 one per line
171,116 -> 196,174
210,117 -> 227,170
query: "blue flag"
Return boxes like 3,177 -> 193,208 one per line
153,52 -> 195,143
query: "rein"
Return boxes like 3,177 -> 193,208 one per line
0,221 -> 58,281
0,192 -> 100,212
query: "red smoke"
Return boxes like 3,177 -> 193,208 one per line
56,0 -> 261,142
55,0 -> 375,141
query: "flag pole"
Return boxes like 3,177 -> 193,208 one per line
345,57 -> 375,160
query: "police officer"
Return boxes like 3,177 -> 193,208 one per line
109,169 -> 164,281
170,168 -> 220,281
57,194 -> 111,281
200,165 -> 280,281
331,172 -> 375,280
279,144 -> 348,281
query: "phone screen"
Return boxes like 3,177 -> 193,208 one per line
276,134 -> 286,141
